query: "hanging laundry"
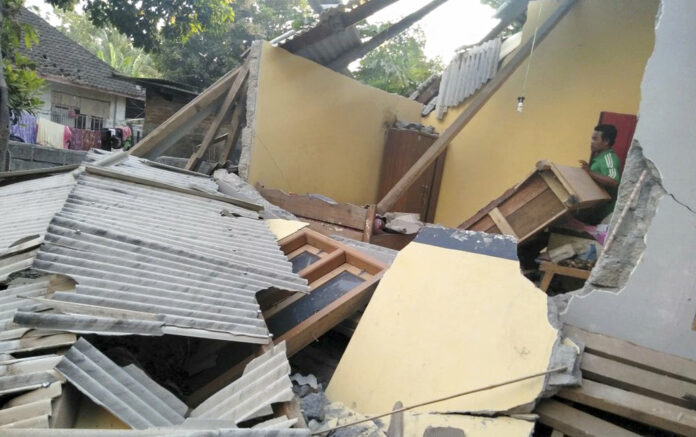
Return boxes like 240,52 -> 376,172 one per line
9,111 -> 38,144
36,119 -> 67,149
63,126 -> 72,149
68,128 -> 84,151
82,130 -> 102,150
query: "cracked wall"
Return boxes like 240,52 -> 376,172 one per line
558,0 -> 696,360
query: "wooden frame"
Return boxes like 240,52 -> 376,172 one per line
458,161 -> 610,243
189,228 -> 387,406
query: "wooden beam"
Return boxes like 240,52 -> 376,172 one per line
129,67 -> 241,158
328,0 -> 449,71
217,87 -> 247,165
376,0 -> 577,214
536,399 -> 640,437
564,325 -> 696,384
558,380 -> 696,436
185,65 -> 249,170
281,0 -> 399,53
256,184 -> 372,230
580,352 -> 696,408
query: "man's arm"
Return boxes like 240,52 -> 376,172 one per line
579,160 -> 620,189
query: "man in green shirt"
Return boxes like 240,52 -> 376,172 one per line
579,124 -> 621,223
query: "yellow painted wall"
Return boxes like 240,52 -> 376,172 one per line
429,0 -> 658,226
248,42 -> 423,205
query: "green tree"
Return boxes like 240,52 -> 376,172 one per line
1,0 -> 45,169
353,24 -> 442,97
153,0 -> 313,89
45,0 -> 236,52
55,10 -> 161,78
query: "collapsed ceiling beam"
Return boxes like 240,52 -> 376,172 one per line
128,66 -> 242,159
376,0 -> 577,215
328,0 -> 450,71
281,0 -> 400,52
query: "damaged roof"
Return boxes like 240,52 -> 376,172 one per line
15,169 -> 307,342
56,338 -> 188,429
277,0 -> 396,67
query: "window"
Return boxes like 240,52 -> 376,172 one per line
90,116 -> 104,130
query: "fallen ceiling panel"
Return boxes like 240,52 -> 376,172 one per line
55,338 -> 188,429
327,228 -> 566,414
190,341 -> 293,424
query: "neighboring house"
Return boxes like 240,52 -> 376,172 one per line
16,7 -> 144,131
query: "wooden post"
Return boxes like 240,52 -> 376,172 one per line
185,65 -> 249,170
376,0 -> 577,215
217,88 -> 247,164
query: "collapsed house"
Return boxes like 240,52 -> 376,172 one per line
2,0 -> 696,436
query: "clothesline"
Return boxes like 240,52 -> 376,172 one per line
9,111 -> 133,151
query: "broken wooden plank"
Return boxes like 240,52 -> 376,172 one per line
536,399 -> 640,437
129,66 -> 242,158
256,184 -> 372,230
376,0 -> 578,214
564,325 -> 696,384
557,379 -> 696,436
580,352 -> 696,408
185,65 -> 249,171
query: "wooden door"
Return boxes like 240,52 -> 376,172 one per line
377,128 -> 446,222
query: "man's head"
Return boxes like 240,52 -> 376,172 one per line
591,124 -> 618,153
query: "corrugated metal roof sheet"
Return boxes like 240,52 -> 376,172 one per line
190,342 -> 293,424
292,27 -> 361,66
0,279 -> 77,357
15,171 -> 308,342
84,150 -> 220,195
0,428 -> 310,436
0,173 -> 76,251
434,37 -> 502,119
0,354 -> 64,397
0,398 -> 52,429
56,338 -> 188,429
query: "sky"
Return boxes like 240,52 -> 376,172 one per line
367,0 -> 498,63
23,0 -> 499,65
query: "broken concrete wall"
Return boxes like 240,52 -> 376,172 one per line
559,0 -> 696,360
239,41 -> 423,205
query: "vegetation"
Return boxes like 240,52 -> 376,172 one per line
56,10 -> 161,78
353,24 -> 443,97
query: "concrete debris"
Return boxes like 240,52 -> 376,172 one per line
290,373 -> 320,390
300,392 -> 329,423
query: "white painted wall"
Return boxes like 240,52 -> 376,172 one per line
561,0 -> 696,360
35,80 -> 128,128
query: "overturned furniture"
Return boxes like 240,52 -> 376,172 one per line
458,160 -> 610,243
